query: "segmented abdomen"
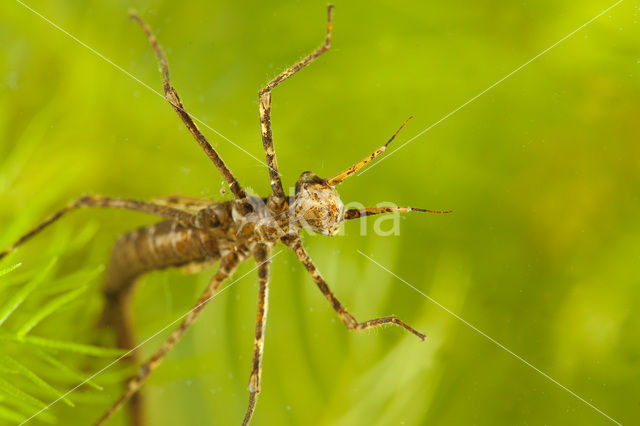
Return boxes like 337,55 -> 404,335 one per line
104,220 -> 222,296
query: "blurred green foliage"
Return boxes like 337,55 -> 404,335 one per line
1,0 -> 639,425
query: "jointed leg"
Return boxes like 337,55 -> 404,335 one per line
344,206 -> 452,219
95,251 -> 244,425
282,236 -> 425,340
0,195 -> 194,261
327,117 -> 412,186
242,244 -> 271,426
130,13 -> 247,201
258,5 -> 333,97
258,5 -> 334,210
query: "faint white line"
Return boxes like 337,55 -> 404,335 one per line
19,250 -> 282,425
14,0 -> 268,171
358,0 -> 624,176
357,250 -> 622,425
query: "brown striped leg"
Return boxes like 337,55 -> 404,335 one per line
95,252 -> 244,426
0,195 -> 194,261
327,117 -> 412,186
344,206 -> 452,219
258,5 -> 334,210
242,244 -> 271,426
282,235 -> 425,341
130,13 -> 247,201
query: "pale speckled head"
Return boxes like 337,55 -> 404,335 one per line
291,171 -> 345,236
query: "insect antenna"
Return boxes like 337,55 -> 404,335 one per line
327,116 -> 413,186
344,206 -> 452,220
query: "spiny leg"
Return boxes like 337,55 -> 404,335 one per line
282,236 -> 425,340
242,244 -> 271,426
327,116 -> 412,186
130,12 -> 247,201
258,5 -> 334,210
344,206 -> 452,219
0,195 -> 194,261
95,252 -> 244,425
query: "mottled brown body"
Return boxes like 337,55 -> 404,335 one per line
106,221 -> 218,290
103,197 -> 284,301
1,6 -> 451,426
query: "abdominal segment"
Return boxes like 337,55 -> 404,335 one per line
104,220 -> 222,296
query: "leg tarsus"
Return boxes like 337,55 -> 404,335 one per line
242,244 -> 271,426
283,235 -> 426,341
353,315 -> 426,341
258,5 -> 333,96
242,392 -> 258,426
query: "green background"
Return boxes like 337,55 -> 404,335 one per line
1,0 -> 639,425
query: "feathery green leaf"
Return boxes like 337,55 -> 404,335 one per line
0,377 -> 46,409
31,349 -> 103,391
0,403 -> 26,423
42,264 -> 104,295
0,354 -> 73,407
17,285 -> 89,337
0,334 -> 126,357
0,258 -> 57,327
0,394 -> 56,424
0,263 -> 21,278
